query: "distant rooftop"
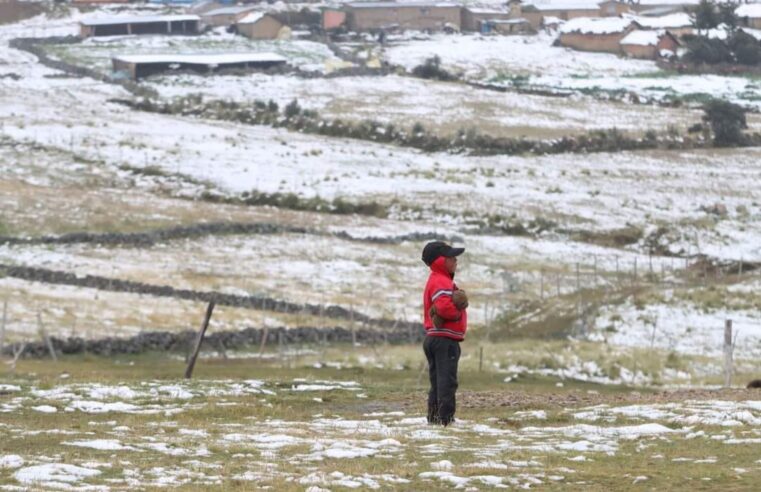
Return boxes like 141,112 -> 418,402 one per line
237,12 -> 267,24
113,52 -> 286,65
81,15 -> 200,27
202,6 -> 256,16
524,0 -> 601,11
560,16 -> 633,34
346,2 -> 459,9
737,4 -> 761,18
620,29 -> 663,46
626,12 -> 692,29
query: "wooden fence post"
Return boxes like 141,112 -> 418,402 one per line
350,303 -> 357,347
634,257 -> 638,283
723,319 -> 733,388
575,263 -> 580,291
9,343 -> 25,373
0,299 -> 6,356
259,325 -> 269,356
37,312 -> 57,362
184,301 -> 215,379
540,269 -> 545,300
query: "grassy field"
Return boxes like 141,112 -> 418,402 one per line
2,347 -> 761,490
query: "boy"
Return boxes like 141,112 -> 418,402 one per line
421,241 -> 469,426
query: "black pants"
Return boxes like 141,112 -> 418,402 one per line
423,335 -> 461,426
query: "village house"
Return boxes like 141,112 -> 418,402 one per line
200,6 -> 257,27
79,15 -> 200,38
627,0 -> 700,15
626,12 -> 692,36
736,4 -> 761,30
189,1 -> 224,15
598,0 -> 633,17
322,8 -> 347,30
557,16 -> 635,53
343,2 -> 462,32
112,52 -> 286,80
620,29 -> 679,58
521,1 -> 601,29
71,0 -> 130,4
486,17 -> 535,34
235,12 -> 288,40
541,15 -> 565,30
461,7 -> 514,32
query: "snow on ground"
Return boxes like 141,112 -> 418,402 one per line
572,400 -> 761,426
3,11 -> 761,264
3,75 -> 760,261
385,33 -> 761,109
592,297 -> 761,358
504,359 -> 655,387
145,73 -> 701,138
0,225 -> 697,339
3,377 -> 761,489
385,33 -> 656,79
47,30 -> 340,73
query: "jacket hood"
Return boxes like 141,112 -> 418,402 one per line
430,256 -> 454,279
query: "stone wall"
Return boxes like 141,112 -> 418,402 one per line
0,264 -> 419,331
2,324 -> 425,358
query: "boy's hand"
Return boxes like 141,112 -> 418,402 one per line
428,306 -> 445,329
453,289 -> 469,310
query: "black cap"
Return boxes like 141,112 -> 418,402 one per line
422,241 -> 465,266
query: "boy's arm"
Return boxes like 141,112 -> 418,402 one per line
432,287 -> 461,321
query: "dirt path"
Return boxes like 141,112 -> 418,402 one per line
400,387 -> 761,412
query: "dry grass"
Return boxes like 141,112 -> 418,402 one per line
1,351 -> 760,490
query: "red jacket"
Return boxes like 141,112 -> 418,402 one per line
423,256 -> 467,341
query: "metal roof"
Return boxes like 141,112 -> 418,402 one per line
81,15 -> 200,26
346,2 -> 459,9
113,52 -> 287,64
202,6 -> 256,16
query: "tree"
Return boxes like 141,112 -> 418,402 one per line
682,34 -> 733,64
728,30 -> 761,65
694,0 -> 719,31
702,99 -> 747,146
718,2 -> 740,32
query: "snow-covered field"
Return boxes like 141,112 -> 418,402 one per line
1,7 -> 761,391
4,69 -> 761,261
385,33 -> 761,109
144,73 -> 704,138
47,29 -> 339,73
2,374 -> 761,489
592,280 -> 761,359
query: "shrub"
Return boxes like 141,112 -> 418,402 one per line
284,99 -> 302,118
411,56 -> 456,81
702,99 -> 747,146
687,123 -> 704,133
